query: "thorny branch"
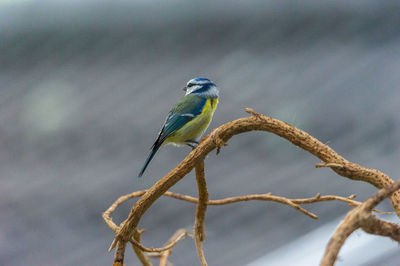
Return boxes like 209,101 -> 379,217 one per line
104,108 -> 400,265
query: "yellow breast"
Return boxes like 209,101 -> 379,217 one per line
165,98 -> 218,145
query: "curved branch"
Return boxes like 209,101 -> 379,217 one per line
131,230 -> 152,266
320,180 -> 400,266
159,229 -> 189,266
108,108 -> 400,264
103,190 -> 391,255
361,215 -> 400,241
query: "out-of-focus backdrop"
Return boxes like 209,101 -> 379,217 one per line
1,1 -> 400,265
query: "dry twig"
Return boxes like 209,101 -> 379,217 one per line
194,161 -> 208,265
131,229 -> 151,266
159,229 -> 188,266
104,108 -> 400,265
321,180 -> 400,266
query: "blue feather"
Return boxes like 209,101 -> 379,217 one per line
194,77 -> 211,82
161,97 -> 206,139
138,142 -> 162,177
138,96 -> 206,177
191,84 -> 213,94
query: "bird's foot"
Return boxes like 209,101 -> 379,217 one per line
185,140 -> 199,150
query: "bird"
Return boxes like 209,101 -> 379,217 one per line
138,77 -> 219,177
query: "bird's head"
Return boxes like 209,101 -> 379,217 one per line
183,77 -> 219,98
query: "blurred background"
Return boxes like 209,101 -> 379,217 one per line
1,0 -> 400,265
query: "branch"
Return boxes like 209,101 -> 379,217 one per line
130,231 -> 189,253
103,191 -> 391,253
106,108 -> 400,264
194,161 -> 208,265
320,180 -> 400,266
158,229 -> 189,266
361,215 -> 400,241
131,229 -> 152,266
315,162 -> 400,211
103,189 -> 389,253
103,189 -> 387,228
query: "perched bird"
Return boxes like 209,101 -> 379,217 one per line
138,77 -> 219,177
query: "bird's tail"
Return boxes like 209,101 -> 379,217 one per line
138,142 -> 162,177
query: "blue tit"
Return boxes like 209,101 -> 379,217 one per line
138,77 -> 219,177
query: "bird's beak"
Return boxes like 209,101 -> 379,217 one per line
182,86 -> 187,91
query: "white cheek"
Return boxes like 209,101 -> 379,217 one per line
185,85 -> 201,95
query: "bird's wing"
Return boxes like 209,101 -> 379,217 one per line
153,95 -> 206,146
139,95 -> 206,177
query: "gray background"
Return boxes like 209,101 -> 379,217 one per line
1,1 -> 400,265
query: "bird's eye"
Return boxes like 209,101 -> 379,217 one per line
187,83 -> 194,87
